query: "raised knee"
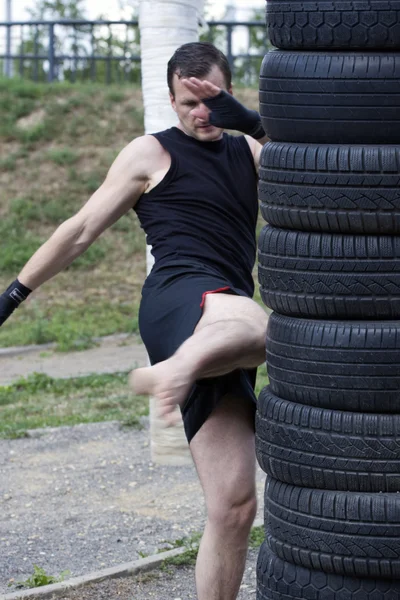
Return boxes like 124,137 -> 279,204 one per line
208,494 -> 257,534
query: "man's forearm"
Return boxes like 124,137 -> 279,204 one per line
18,217 -> 93,290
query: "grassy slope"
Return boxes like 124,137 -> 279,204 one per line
0,79 -> 263,350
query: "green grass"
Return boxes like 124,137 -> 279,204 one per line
10,194 -> 74,224
152,524 -> 265,570
0,366 -> 268,440
0,77 -> 147,353
255,364 -> 269,398
0,371 -> 148,439
13,565 -> 70,590
0,147 -> 29,172
0,217 -> 45,272
46,147 -> 80,166
0,300 -> 140,350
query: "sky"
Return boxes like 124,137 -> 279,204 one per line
0,0 -> 265,21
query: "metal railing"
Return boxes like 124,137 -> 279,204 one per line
0,19 -> 269,85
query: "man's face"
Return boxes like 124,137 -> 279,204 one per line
170,64 -> 231,142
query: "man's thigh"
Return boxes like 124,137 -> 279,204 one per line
189,393 -> 257,512
195,292 -> 268,334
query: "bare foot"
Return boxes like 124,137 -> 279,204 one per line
129,358 -> 194,425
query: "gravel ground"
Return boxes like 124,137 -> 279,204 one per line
0,419 -> 266,596
46,549 -> 259,599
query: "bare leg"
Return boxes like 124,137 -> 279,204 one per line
130,294 -> 268,424
190,394 -> 258,600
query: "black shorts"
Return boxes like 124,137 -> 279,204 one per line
138,266 -> 257,443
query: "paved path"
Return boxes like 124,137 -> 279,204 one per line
0,335 -> 148,386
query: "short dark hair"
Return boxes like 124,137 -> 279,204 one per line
167,42 -> 232,96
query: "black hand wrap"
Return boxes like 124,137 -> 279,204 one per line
0,279 -> 32,326
202,90 -> 266,139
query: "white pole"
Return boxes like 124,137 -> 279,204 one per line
139,0 -> 205,465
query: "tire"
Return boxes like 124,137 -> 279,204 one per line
257,542 -> 400,599
266,0 -> 400,50
259,51 -> 400,144
256,388 -> 400,492
266,313 -> 400,412
259,142 -> 400,234
265,479 -> 400,579
258,225 -> 400,319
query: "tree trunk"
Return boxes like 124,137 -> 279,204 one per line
139,0 -> 205,465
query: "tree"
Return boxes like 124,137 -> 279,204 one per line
139,0 -> 205,465
21,0 -> 88,82
28,0 -> 86,19
230,8 -> 270,88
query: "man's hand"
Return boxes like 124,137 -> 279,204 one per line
181,76 -> 221,102
181,77 -> 266,139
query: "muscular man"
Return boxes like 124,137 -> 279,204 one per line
0,42 -> 269,599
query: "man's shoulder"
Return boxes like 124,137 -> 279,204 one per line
125,133 -> 166,155
121,133 -> 170,175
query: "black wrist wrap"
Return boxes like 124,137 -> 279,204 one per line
0,279 -> 32,326
202,90 -> 266,139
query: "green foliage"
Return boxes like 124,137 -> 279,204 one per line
10,195 -> 72,224
0,216 -> 44,272
0,371 -> 127,400
16,122 -> 55,144
234,10 -> 270,87
0,300 -> 140,350
249,525 -> 265,549
1,193 -> 106,273
0,94 -> 45,142
46,147 -> 80,165
121,415 -> 144,430
105,90 -> 127,103
254,365 -> 269,398
78,170 -> 104,194
0,155 -> 17,172
13,565 -> 70,589
161,533 -> 203,568
0,78 -> 49,99
0,148 -> 29,172
0,371 -> 149,438
28,0 -> 86,19
13,0 -> 141,85
201,24 -> 226,48
157,525 -> 264,570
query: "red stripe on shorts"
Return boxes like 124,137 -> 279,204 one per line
200,286 -> 231,309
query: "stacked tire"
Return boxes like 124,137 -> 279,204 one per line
255,2 -> 400,598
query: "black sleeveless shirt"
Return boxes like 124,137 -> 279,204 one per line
134,127 -> 259,296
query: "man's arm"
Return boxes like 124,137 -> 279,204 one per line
18,136 -> 155,290
245,134 -> 270,173
0,135 -> 158,326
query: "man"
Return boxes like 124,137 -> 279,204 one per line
0,42 -> 269,599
